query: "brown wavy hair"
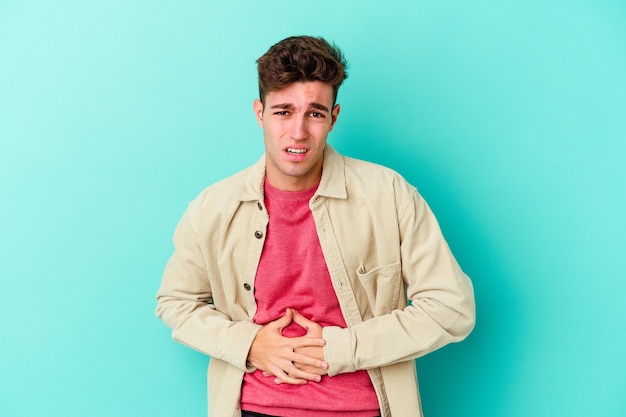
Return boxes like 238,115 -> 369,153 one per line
256,36 -> 348,105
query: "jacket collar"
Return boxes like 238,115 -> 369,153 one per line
236,144 -> 347,202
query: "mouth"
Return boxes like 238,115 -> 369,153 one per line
286,147 -> 307,155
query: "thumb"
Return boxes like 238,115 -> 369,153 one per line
291,309 -> 315,330
272,308 -> 294,331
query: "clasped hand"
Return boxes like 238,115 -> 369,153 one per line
247,308 -> 328,385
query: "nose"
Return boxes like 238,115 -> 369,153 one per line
290,114 -> 308,140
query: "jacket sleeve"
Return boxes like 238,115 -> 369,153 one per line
323,185 -> 476,375
155,202 -> 261,372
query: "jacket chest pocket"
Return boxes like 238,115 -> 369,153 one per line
356,262 -> 404,317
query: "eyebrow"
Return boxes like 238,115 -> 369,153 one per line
310,103 -> 330,112
269,102 -> 330,112
270,103 -> 294,110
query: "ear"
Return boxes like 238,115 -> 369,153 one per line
253,99 -> 264,128
329,104 -> 341,131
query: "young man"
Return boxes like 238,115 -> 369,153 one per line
156,36 -> 475,417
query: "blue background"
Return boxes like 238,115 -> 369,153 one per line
1,1 -> 625,416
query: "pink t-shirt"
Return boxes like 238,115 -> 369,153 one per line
240,180 -> 380,417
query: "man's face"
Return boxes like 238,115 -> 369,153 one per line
253,81 -> 340,191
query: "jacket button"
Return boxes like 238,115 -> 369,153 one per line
243,283 -> 251,291
254,230 -> 263,239
257,202 -> 263,210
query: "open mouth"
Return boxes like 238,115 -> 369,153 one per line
287,148 -> 307,155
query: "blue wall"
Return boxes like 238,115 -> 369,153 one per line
1,1 -> 625,416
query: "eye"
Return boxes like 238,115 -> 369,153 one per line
274,110 -> 290,116
310,111 -> 325,118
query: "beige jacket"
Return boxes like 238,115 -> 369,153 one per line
156,145 -> 475,417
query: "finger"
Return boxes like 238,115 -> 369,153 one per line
289,335 -> 326,349
275,376 -> 310,385
283,348 -> 328,370
271,367 -> 315,385
284,307 -> 293,322
274,364 -> 322,385
292,363 -> 329,376
290,309 -> 316,329
289,349 -> 328,371
267,309 -> 294,331
278,308 -> 294,331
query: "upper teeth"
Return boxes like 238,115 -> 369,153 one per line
288,148 -> 307,154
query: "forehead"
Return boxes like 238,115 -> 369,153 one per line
265,81 -> 334,106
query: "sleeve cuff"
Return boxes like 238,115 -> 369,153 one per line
223,320 -> 263,372
322,326 -> 356,376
